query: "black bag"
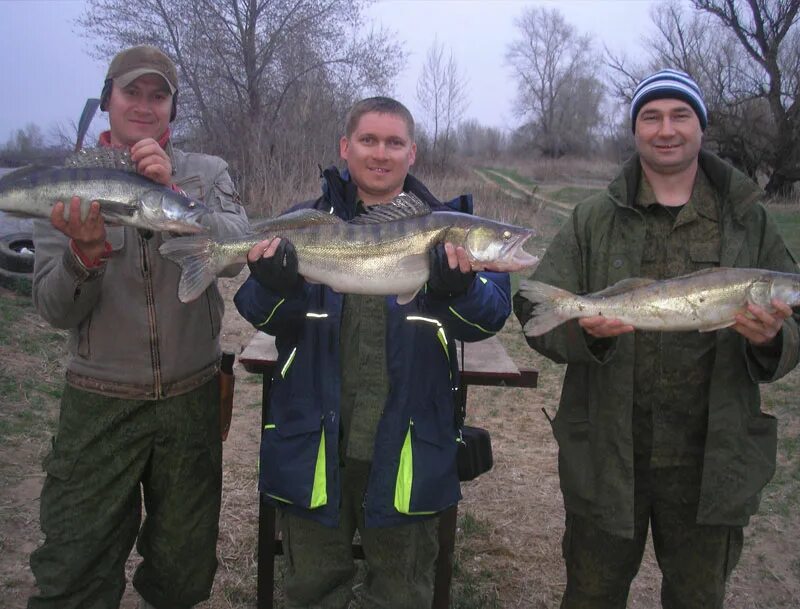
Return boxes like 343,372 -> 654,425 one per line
457,425 -> 493,481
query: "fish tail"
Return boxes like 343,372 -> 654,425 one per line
517,279 -> 574,336
159,236 -> 220,303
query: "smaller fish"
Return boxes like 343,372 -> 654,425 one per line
519,267 -> 800,336
0,148 -> 209,234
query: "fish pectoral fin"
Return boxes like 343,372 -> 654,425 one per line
396,289 -> 421,305
592,277 -> 656,298
396,253 -> 429,275
699,319 -> 737,332
95,199 -> 138,217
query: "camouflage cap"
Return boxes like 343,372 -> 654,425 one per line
106,45 -> 178,94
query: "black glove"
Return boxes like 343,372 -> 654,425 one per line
248,239 -> 303,297
426,243 -> 475,299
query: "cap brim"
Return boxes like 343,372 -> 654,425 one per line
114,68 -> 176,94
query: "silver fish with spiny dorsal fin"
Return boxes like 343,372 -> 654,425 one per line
0,147 -> 208,234
160,192 -> 539,303
518,267 -> 800,336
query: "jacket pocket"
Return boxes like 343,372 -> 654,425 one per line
42,446 -> 78,482
105,226 -> 125,252
551,418 -> 595,505
260,407 -> 327,509
689,241 -> 720,265
394,395 -> 460,515
76,314 -> 92,358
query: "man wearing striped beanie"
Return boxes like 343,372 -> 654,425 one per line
515,68 -> 798,608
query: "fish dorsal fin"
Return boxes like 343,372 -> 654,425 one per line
682,267 -> 724,279
349,192 -> 432,225
250,208 -> 342,233
64,147 -> 137,172
0,164 -> 54,186
590,277 -> 656,298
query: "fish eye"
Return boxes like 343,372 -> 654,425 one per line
188,201 -> 196,208
502,230 -> 512,240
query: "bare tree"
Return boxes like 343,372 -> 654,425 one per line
692,0 -> 800,195
456,119 -> 506,160
416,39 -> 468,170
78,0 -> 406,213
505,6 -> 603,157
606,0 -> 799,191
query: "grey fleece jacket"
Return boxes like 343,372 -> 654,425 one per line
33,145 -> 250,399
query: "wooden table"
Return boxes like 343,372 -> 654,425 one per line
240,332 -> 538,609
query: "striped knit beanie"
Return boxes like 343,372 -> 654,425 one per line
630,69 -> 707,132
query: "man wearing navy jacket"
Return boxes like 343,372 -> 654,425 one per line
234,97 -> 512,609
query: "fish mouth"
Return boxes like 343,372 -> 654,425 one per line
163,211 -> 209,234
477,230 -> 539,272
505,231 -> 537,263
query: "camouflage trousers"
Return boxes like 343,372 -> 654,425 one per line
560,465 -> 743,609
28,379 -> 222,609
278,458 -> 439,609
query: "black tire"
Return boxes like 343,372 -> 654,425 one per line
0,265 -> 32,295
0,232 -> 35,274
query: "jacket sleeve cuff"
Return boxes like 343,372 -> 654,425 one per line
746,319 -> 800,382
64,241 -> 109,282
69,240 -> 112,269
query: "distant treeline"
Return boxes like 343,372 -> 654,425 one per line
3,0 -> 798,209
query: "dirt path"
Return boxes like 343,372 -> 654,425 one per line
474,168 -> 574,217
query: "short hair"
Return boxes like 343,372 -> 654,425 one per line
344,97 -> 415,141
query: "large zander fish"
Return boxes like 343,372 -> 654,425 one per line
519,267 -> 800,336
0,148 -> 208,234
160,192 -> 538,303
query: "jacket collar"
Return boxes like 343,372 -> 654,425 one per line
98,128 -> 171,150
320,166 -> 446,220
609,149 -> 762,223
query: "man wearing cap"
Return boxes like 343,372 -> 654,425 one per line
515,69 -> 799,608
29,45 -> 249,609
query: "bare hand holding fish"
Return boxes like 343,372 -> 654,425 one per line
50,196 -> 107,261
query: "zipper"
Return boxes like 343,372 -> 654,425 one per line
140,233 -> 162,397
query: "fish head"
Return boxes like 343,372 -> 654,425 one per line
138,189 -> 210,234
771,273 -> 800,307
462,219 -> 538,272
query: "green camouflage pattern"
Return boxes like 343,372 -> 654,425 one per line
339,294 -> 389,462
28,379 -> 222,609
560,467 -> 742,609
278,459 -> 438,609
632,171 -> 719,467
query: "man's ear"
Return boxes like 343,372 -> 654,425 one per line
339,136 -> 349,161
408,142 -> 417,167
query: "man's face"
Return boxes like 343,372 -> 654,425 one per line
635,98 -> 702,176
339,111 -> 416,205
107,74 -> 173,147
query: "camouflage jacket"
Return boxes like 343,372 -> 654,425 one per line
33,144 -> 250,400
515,150 -> 800,538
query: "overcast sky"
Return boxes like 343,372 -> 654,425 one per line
0,0 -> 661,145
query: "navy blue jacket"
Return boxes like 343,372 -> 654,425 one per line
234,167 -> 511,527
